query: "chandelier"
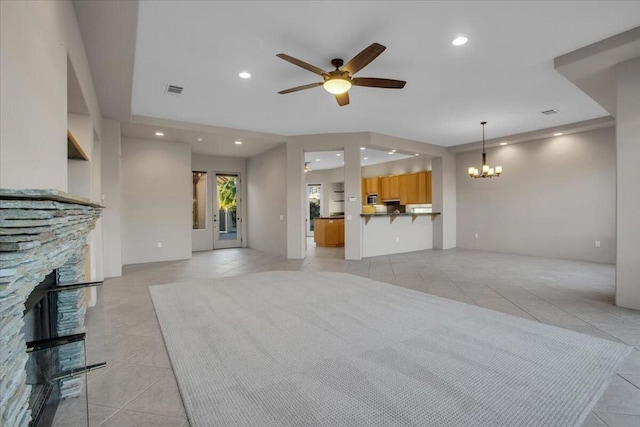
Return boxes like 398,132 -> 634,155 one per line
468,121 -> 502,179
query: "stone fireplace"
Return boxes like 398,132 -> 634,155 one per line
0,189 -> 103,426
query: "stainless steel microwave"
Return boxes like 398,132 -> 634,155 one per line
366,194 -> 378,205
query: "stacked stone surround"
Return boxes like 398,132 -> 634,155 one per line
0,189 -> 102,427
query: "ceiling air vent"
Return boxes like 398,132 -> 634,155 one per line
541,109 -> 559,115
165,85 -> 184,95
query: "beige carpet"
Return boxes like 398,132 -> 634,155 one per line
150,271 -> 631,426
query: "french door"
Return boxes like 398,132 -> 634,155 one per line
213,173 -> 241,249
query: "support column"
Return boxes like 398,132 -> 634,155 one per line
432,153 -> 457,249
615,58 -> 640,310
344,144 -> 362,260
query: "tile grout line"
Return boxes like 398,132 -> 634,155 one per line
617,373 -> 640,391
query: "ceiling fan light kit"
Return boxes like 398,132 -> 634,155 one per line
323,76 -> 352,95
277,43 -> 406,106
468,121 -> 503,179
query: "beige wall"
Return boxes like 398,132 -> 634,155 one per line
247,145 -> 287,257
0,0 -> 102,190
121,138 -> 192,264
456,127 -> 616,263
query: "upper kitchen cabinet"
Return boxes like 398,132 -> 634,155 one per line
399,174 -> 409,205
363,171 -> 431,204
403,172 -> 432,204
417,171 -> 432,204
364,177 -> 379,195
379,175 -> 400,201
388,175 -> 400,200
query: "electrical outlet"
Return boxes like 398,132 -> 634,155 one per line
474,233 -> 479,239
595,241 -> 601,248
396,237 -> 399,242
279,215 -> 284,221
157,242 -> 162,248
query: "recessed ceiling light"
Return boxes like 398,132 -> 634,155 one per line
155,131 -> 164,136
391,149 -> 396,153
196,137 -> 203,142
238,72 -> 251,79
363,157 -> 369,160
234,140 -> 243,145
499,142 -> 508,146
315,158 -> 321,162
415,154 -> 420,156
360,147 -> 365,150
388,151 -> 394,155
554,132 -> 563,136
336,153 -> 341,156
452,36 -> 468,46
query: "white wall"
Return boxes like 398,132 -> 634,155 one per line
101,119 -> 122,277
90,134 -> 104,281
121,138 -> 192,264
67,114 -> 93,198
361,156 -> 432,178
362,217 -> 433,257
191,154 -> 247,252
247,145 -> 287,257
305,167 -> 344,217
456,127 -> 616,263
615,58 -> 640,309
0,0 -> 101,190
67,115 -> 104,281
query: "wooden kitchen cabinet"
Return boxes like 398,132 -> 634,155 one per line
365,177 -> 379,195
399,174 -> 408,205
362,170 -> 431,204
388,175 -> 400,200
379,176 -> 389,200
406,173 -> 419,203
417,171 -> 432,204
314,218 -> 344,247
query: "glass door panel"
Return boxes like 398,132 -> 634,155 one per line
214,173 -> 241,249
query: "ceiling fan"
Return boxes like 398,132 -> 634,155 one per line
276,43 -> 406,107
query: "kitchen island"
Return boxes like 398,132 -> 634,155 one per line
314,217 -> 345,247
360,212 -> 441,257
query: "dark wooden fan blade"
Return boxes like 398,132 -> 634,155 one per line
278,82 -> 323,94
335,92 -> 349,106
342,43 -> 386,76
276,54 -> 327,76
351,77 -> 406,89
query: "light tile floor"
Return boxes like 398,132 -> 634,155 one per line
85,243 -> 639,426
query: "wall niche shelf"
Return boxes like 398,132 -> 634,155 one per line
67,130 -> 89,161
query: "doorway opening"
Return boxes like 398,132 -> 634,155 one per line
306,184 -> 321,237
214,173 -> 241,249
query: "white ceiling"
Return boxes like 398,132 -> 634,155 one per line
120,117 -> 285,157
127,1 -> 640,148
305,148 -> 414,171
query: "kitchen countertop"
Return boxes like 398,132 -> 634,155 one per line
360,212 -> 440,217
317,216 -> 344,219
